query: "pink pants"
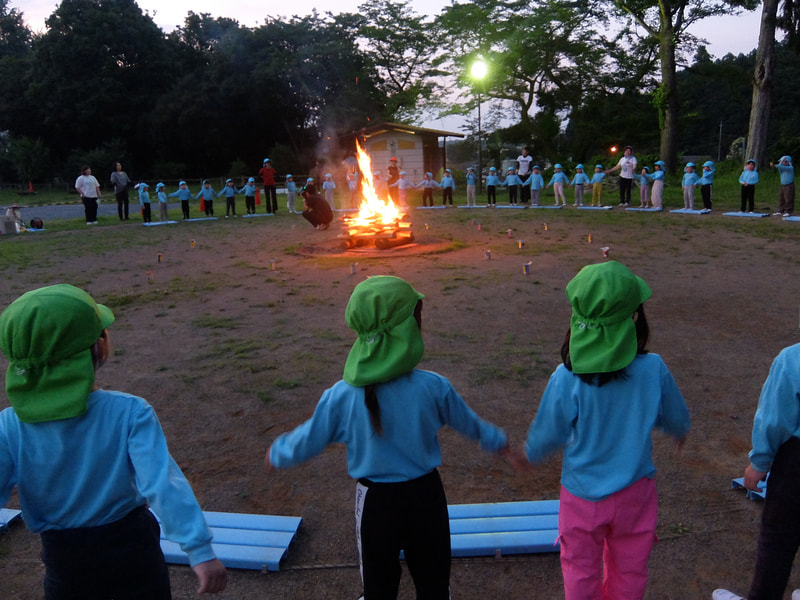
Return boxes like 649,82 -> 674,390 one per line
558,477 -> 657,600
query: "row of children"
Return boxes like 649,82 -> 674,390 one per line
133,175 -> 317,222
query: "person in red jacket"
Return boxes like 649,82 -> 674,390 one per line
258,158 -> 278,214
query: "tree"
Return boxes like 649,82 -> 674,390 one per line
0,0 -> 33,139
436,0 -> 614,161
743,0 -> 800,167
348,0 -> 445,122
23,0 -> 176,169
610,0 -> 758,171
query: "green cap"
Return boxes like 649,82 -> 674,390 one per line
343,276 -> 424,386
565,261 -> 651,374
0,284 -> 115,423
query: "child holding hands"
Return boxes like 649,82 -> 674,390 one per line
521,261 -> 690,600
267,276 -> 509,600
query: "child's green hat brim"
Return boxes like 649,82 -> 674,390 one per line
343,276 -> 424,387
0,284 -> 114,423
565,261 -> 651,374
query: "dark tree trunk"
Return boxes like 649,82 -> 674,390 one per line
746,0 -> 779,167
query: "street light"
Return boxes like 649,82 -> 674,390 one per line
471,59 -> 488,193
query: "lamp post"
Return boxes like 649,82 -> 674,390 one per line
471,59 -> 487,194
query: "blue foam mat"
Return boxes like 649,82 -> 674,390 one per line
457,205 -> 488,208
784,216 -> 800,221
626,207 -> 663,212
401,500 -> 560,559
154,510 -> 302,572
0,508 -> 22,532
241,213 -> 274,218
670,208 -> 711,214
142,221 -> 179,226
184,217 -> 220,222
528,205 -> 563,209
578,205 -> 613,210
723,211 -> 769,218
731,475 -> 768,501
416,206 -> 448,210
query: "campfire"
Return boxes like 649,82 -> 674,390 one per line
338,142 -> 414,250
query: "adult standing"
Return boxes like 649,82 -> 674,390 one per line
606,145 -> 637,207
259,158 -> 278,214
517,147 -> 533,204
110,162 -> 131,221
75,166 -> 101,225
386,157 -> 400,202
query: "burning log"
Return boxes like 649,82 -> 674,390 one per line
339,214 -> 414,249
337,139 -> 416,250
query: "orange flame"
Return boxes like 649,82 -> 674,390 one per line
350,140 -> 400,226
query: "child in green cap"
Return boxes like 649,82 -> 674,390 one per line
520,261 -> 690,600
267,275 -> 509,600
0,284 -> 227,598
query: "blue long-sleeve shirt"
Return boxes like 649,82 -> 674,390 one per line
571,173 -> 591,186
524,353 -> 690,501
270,369 -> 507,483
157,191 -> 168,204
776,161 -> 794,185
522,173 -> 545,190
196,186 -> 217,200
547,172 -> 569,186
168,187 -> 194,201
739,168 -> 759,185
238,183 -> 257,196
485,175 -> 502,187
590,172 -> 606,184
138,189 -> 150,205
218,185 -> 238,198
525,173 -> 545,190
681,172 -> 699,187
0,390 -> 216,567
750,344 -> 800,472
504,174 -> 523,187
440,175 -> 455,190
698,167 -> 715,186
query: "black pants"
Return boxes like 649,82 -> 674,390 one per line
115,191 -> 129,220
487,185 -> 496,205
748,437 -> 800,599
41,505 -> 171,600
181,200 -> 190,219
442,188 -> 453,206
421,189 -> 433,207
82,197 -> 98,223
204,199 -> 214,216
701,184 -> 713,210
264,186 -> 277,213
141,203 -> 151,223
508,185 -> 518,204
619,177 -> 633,204
226,197 -> 236,216
356,470 -> 450,600
245,196 -> 255,214
520,182 -> 530,203
741,184 -> 756,212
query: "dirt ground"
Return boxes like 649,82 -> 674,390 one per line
1,204 -> 799,599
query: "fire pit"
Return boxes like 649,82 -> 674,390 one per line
339,213 -> 414,249
337,141 -> 415,250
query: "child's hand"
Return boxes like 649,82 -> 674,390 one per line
193,558 -> 227,594
744,465 -> 767,492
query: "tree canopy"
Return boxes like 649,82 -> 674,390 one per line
0,0 -> 797,183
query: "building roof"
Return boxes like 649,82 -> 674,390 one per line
360,122 -> 465,140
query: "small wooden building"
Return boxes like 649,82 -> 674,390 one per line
346,122 -> 465,182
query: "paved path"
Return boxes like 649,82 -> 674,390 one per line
3,201 -> 180,223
